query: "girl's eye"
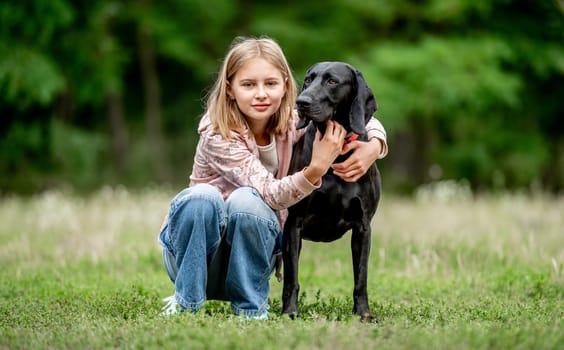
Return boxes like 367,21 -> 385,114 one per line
241,82 -> 254,87
327,79 -> 338,85
266,81 -> 279,86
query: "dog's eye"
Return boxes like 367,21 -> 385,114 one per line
303,78 -> 311,85
327,79 -> 338,86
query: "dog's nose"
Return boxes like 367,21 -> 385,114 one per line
296,95 -> 312,109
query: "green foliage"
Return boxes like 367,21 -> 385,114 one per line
355,36 -> 521,129
0,0 -> 72,108
0,120 -> 107,193
50,120 -> 108,189
0,121 -> 45,169
0,0 -> 74,46
351,31 -> 562,189
0,121 -> 51,193
57,1 -> 130,105
0,45 -> 66,108
0,0 -> 563,193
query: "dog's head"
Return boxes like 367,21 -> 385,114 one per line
296,62 -> 377,135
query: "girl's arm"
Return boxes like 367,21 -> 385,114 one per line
203,121 -> 345,209
332,117 -> 388,182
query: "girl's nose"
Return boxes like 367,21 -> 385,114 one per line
255,85 -> 267,98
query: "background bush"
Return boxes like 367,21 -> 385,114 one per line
1,0 -> 563,194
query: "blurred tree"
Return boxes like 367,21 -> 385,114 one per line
0,0 -> 562,194
120,0 -> 239,184
58,1 -> 130,174
0,1 -> 70,109
0,0 -> 72,191
344,0 -> 564,191
134,0 -> 169,182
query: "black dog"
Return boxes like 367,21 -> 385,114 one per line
282,62 -> 381,322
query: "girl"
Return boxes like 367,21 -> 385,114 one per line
158,36 -> 388,319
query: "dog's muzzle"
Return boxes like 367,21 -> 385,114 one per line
296,96 -> 330,123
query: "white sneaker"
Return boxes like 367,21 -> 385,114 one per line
160,295 -> 184,316
242,310 -> 269,321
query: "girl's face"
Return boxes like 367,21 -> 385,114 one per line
228,57 -> 286,127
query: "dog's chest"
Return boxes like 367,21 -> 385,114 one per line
317,174 -> 360,204
296,175 -> 365,227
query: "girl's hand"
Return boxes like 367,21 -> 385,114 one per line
331,138 -> 382,182
304,120 -> 346,184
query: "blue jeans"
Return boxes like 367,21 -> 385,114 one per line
159,184 -> 281,317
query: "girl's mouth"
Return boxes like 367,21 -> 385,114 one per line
252,104 -> 270,111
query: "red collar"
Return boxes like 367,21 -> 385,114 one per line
344,133 -> 359,145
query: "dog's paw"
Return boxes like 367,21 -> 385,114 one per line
359,313 -> 378,323
288,312 -> 299,320
282,309 -> 300,320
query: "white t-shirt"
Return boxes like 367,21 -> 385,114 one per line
257,136 -> 278,176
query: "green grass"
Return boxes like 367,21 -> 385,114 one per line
1,186 -> 563,349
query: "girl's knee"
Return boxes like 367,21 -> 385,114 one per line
170,184 -> 225,227
172,184 -> 222,209
186,183 -> 222,200
226,187 -> 280,241
226,187 -> 273,218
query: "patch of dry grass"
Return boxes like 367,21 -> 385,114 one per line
289,184 -> 564,288
0,186 -> 173,271
1,185 -> 562,282
374,190 -> 564,280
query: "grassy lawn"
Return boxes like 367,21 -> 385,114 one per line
1,186 -> 562,349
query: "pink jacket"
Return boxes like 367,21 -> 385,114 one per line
189,111 -> 388,228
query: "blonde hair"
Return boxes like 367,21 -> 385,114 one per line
205,36 -> 297,139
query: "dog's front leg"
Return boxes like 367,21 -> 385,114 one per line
351,224 -> 374,322
282,221 -> 302,319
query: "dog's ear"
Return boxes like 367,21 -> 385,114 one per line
349,68 -> 377,135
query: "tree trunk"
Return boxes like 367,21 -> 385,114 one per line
387,117 -> 436,189
137,24 -> 169,182
106,91 -> 129,173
